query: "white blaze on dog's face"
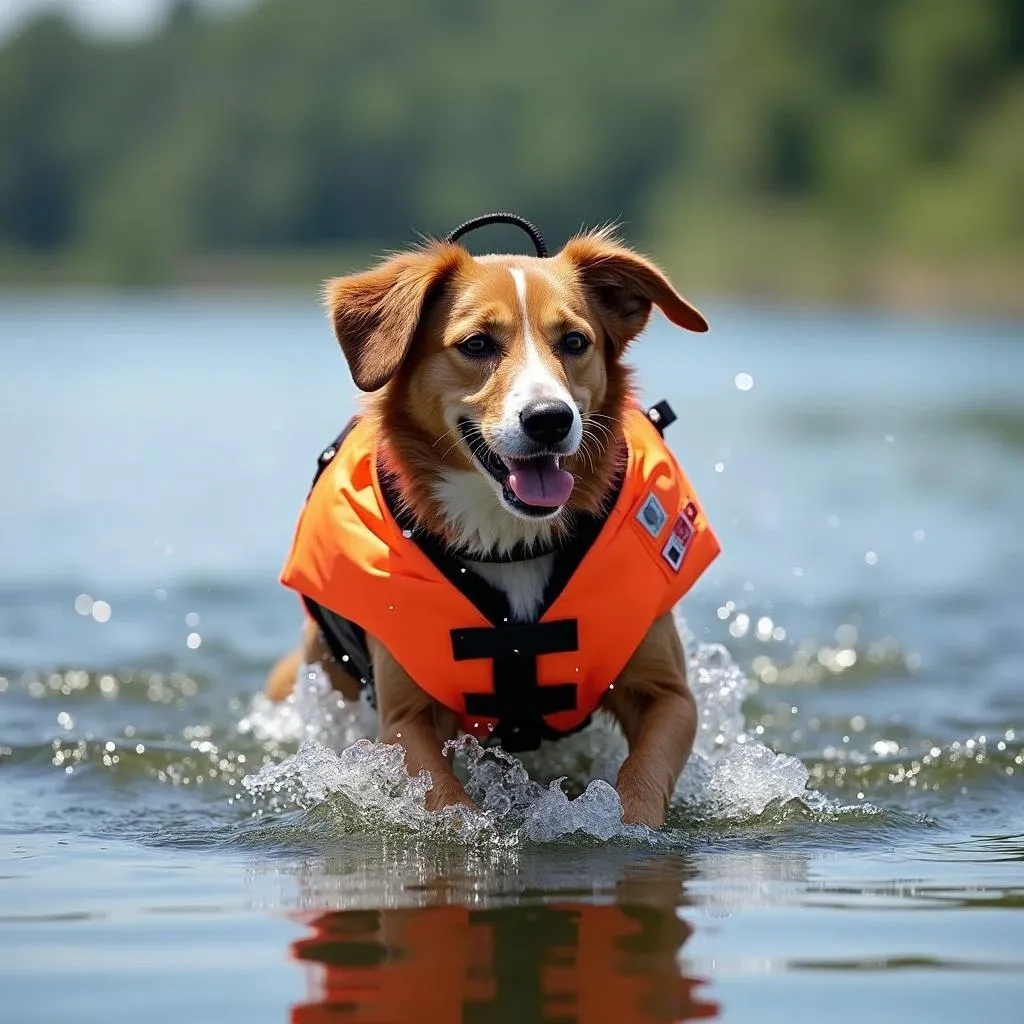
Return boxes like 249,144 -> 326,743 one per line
323,230 -> 708,540
434,257 -> 601,521
498,266 -> 584,471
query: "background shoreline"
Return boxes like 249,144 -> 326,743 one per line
2,247 -> 1022,320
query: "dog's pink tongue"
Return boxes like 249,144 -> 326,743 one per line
506,457 -> 574,507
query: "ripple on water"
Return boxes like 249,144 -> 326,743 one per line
807,729 -> 1023,796
238,619 -> 871,846
7,617 -> 978,850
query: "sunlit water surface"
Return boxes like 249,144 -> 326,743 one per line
1,295 -> 1023,1022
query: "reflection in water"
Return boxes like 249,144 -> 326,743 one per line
277,849 -> 718,1023
289,904 -> 716,1024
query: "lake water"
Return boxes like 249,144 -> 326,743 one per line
1,294 -> 1022,1022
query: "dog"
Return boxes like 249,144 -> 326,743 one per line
266,220 -> 718,828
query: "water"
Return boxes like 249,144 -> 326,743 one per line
2,294 -> 1023,1021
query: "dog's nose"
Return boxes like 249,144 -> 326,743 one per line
520,400 -> 574,446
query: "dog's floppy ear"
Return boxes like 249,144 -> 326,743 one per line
323,243 -> 467,392
560,230 -> 708,352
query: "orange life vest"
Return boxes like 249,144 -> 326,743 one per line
280,406 -> 719,751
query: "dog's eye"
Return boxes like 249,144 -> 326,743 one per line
457,333 -> 498,358
560,331 -> 591,356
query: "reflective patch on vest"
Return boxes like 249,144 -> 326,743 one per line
636,492 -> 667,538
661,513 -> 694,572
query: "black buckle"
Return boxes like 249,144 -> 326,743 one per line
646,400 -> 676,436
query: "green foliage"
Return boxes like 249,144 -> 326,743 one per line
0,0 -> 1020,295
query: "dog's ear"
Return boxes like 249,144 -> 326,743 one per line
323,244 -> 467,392
560,230 -> 707,353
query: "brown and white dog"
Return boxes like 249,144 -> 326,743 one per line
266,228 -> 709,828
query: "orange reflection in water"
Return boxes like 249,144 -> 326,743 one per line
289,902 -> 717,1023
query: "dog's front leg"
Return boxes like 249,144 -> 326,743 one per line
368,636 -> 476,813
602,613 -> 697,828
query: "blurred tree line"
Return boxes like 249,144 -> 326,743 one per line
0,0 -> 1021,306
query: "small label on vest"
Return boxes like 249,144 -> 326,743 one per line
661,513 -> 694,571
636,493 -> 667,538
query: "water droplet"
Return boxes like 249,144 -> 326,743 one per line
73,594 -> 93,616
91,600 -> 111,623
728,613 -> 750,638
186,632 -> 202,649
734,372 -> 754,391
835,623 -> 858,646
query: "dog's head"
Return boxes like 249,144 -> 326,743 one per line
323,229 -> 707,547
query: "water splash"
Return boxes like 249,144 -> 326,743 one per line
238,664 -> 378,750
240,737 -> 491,841
240,619 -> 839,842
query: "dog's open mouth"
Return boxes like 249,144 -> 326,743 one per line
457,419 -> 575,515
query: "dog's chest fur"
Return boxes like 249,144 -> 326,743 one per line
463,555 -> 554,622
436,468 -> 557,622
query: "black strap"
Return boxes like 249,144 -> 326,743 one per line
302,596 -> 373,694
309,417 -> 360,494
445,212 -> 548,258
453,619 -> 581,752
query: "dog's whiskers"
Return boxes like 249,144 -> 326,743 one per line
439,433 -> 473,461
586,412 -> 620,440
576,430 -> 600,475
432,423 -> 465,450
435,422 -> 485,462
585,421 -> 614,445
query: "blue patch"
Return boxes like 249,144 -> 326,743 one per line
636,493 -> 667,538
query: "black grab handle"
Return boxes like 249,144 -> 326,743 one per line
445,212 -> 548,257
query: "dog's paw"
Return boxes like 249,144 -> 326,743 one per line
616,764 -> 669,829
424,774 -> 478,815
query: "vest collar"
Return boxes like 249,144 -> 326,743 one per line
377,461 -> 625,626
